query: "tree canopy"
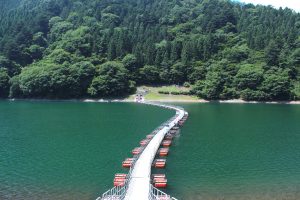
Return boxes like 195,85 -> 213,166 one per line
0,0 -> 299,100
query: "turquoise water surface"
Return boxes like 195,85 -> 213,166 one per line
1,101 -> 300,200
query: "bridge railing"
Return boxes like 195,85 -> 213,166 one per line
98,184 -> 126,200
148,184 -> 178,200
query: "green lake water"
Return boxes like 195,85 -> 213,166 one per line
1,101 -> 300,200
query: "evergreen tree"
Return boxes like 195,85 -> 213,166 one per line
265,40 -> 281,66
0,0 -> 299,100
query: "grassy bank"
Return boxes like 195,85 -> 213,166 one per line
126,85 -> 300,103
129,85 -> 200,102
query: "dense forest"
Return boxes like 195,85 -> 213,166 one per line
0,0 -> 299,100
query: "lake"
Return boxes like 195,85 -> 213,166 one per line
1,101 -> 300,199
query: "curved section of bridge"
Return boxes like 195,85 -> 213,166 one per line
124,103 -> 185,200
98,102 -> 187,200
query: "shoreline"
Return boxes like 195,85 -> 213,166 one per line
2,98 -> 300,104
145,99 -> 300,104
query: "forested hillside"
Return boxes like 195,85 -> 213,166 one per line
0,0 -> 299,100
